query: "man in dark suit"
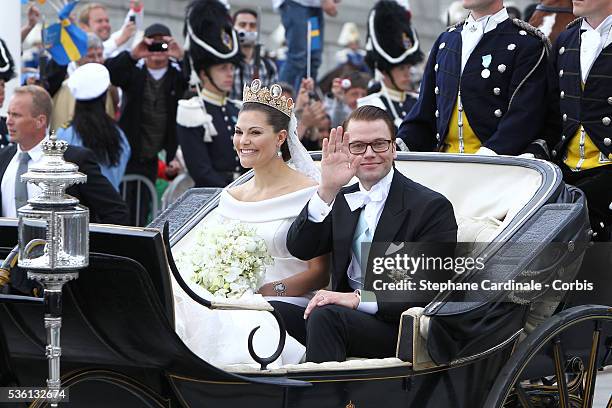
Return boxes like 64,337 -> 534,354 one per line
105,23 -> 187,225
283,106 -> 457,363
0,85 -> 128,225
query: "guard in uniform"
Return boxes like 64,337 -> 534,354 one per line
549,13 -> 612,240
0,37 -> 15,147
397,3 -> 551,157
177,0 -> 244,188
357,0 -> 423,129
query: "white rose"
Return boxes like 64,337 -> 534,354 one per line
226,265 -> 241,282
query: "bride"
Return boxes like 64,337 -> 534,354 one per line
173,79 -> 329,367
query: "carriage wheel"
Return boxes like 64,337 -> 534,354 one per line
484,305 -> 612,408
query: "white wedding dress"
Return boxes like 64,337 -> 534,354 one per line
172,185 -> 318,368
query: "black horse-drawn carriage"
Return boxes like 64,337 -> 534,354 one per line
0,153 -> 610,407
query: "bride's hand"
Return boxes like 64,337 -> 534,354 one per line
317,126 -> 362,204
257,283 -> 274,296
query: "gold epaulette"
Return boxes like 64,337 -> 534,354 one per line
512,18 -> 552,51
566,17 -> 584,30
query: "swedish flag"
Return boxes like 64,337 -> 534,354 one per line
44,1 -> 88,65
308,17 -> 321,51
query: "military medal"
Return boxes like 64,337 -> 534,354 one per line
481,54 -> 492,78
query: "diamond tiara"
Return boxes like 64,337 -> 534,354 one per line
242,79 -> 294,117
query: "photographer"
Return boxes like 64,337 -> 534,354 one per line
105,23 -> 187,225
230,8 -> 278,100
325,72 -> 370,128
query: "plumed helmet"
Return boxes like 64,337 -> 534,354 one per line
0,38 -> 16,82
184,0 -> 241,76
365,0 -> 423,73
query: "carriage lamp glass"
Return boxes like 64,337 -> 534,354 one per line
16,133 -> 89,407
17,135 -> 89,270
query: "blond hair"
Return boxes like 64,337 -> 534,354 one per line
13,85 -> 53,123
78,3 -> 107,27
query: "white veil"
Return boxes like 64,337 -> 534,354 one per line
243,79 -> 320,183
286,113 -> 321,183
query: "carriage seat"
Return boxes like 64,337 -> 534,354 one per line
391,157 -> 548,370
170,155 -> 547,375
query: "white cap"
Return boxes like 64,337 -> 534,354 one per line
67,63 -> 110,101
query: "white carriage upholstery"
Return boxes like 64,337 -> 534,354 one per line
393,158 -> 543,244
223,357 -> 411,375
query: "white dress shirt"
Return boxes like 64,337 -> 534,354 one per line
307,168 -> 395,315
580,15 -> 612,83
461,7 -> 509,73
1,142 -> 44,218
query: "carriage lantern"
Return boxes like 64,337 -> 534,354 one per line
17,133 -> 89,406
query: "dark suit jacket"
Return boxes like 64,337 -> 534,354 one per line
0,143 -> 129,225
287,169 -> 458,323
105,51 -> 187,163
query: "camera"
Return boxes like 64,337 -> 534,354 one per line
148,42 -> 168,52
237,30 -> 257,46
308,91 -> 320,102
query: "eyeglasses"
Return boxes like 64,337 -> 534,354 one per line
348,140 -> 393,155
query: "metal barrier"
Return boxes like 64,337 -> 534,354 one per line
119,174 -> 159,227
161,173 -> 195,211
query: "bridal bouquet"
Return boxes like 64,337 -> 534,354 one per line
178,219 -> 272,298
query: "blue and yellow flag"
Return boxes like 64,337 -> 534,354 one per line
308,17 -> 321,51
44,1 -> 87,65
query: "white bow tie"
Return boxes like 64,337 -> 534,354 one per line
345,188 -> 384,212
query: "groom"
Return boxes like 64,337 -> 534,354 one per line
283,105 -> 457,363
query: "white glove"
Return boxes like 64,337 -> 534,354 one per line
475,146 -> 498,156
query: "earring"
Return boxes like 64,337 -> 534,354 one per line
276,146 -> 282,158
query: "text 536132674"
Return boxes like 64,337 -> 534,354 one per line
0,387 -> 69,403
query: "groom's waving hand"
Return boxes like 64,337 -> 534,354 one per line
284,106 -> 458,363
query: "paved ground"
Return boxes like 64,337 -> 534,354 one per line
595,366 -> 612,407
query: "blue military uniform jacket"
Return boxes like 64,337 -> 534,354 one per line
176,91 -> 244,187
549,18 -> 612,162
398,18 -> 551,156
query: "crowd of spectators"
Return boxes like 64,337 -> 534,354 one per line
0,0 -> 551,227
